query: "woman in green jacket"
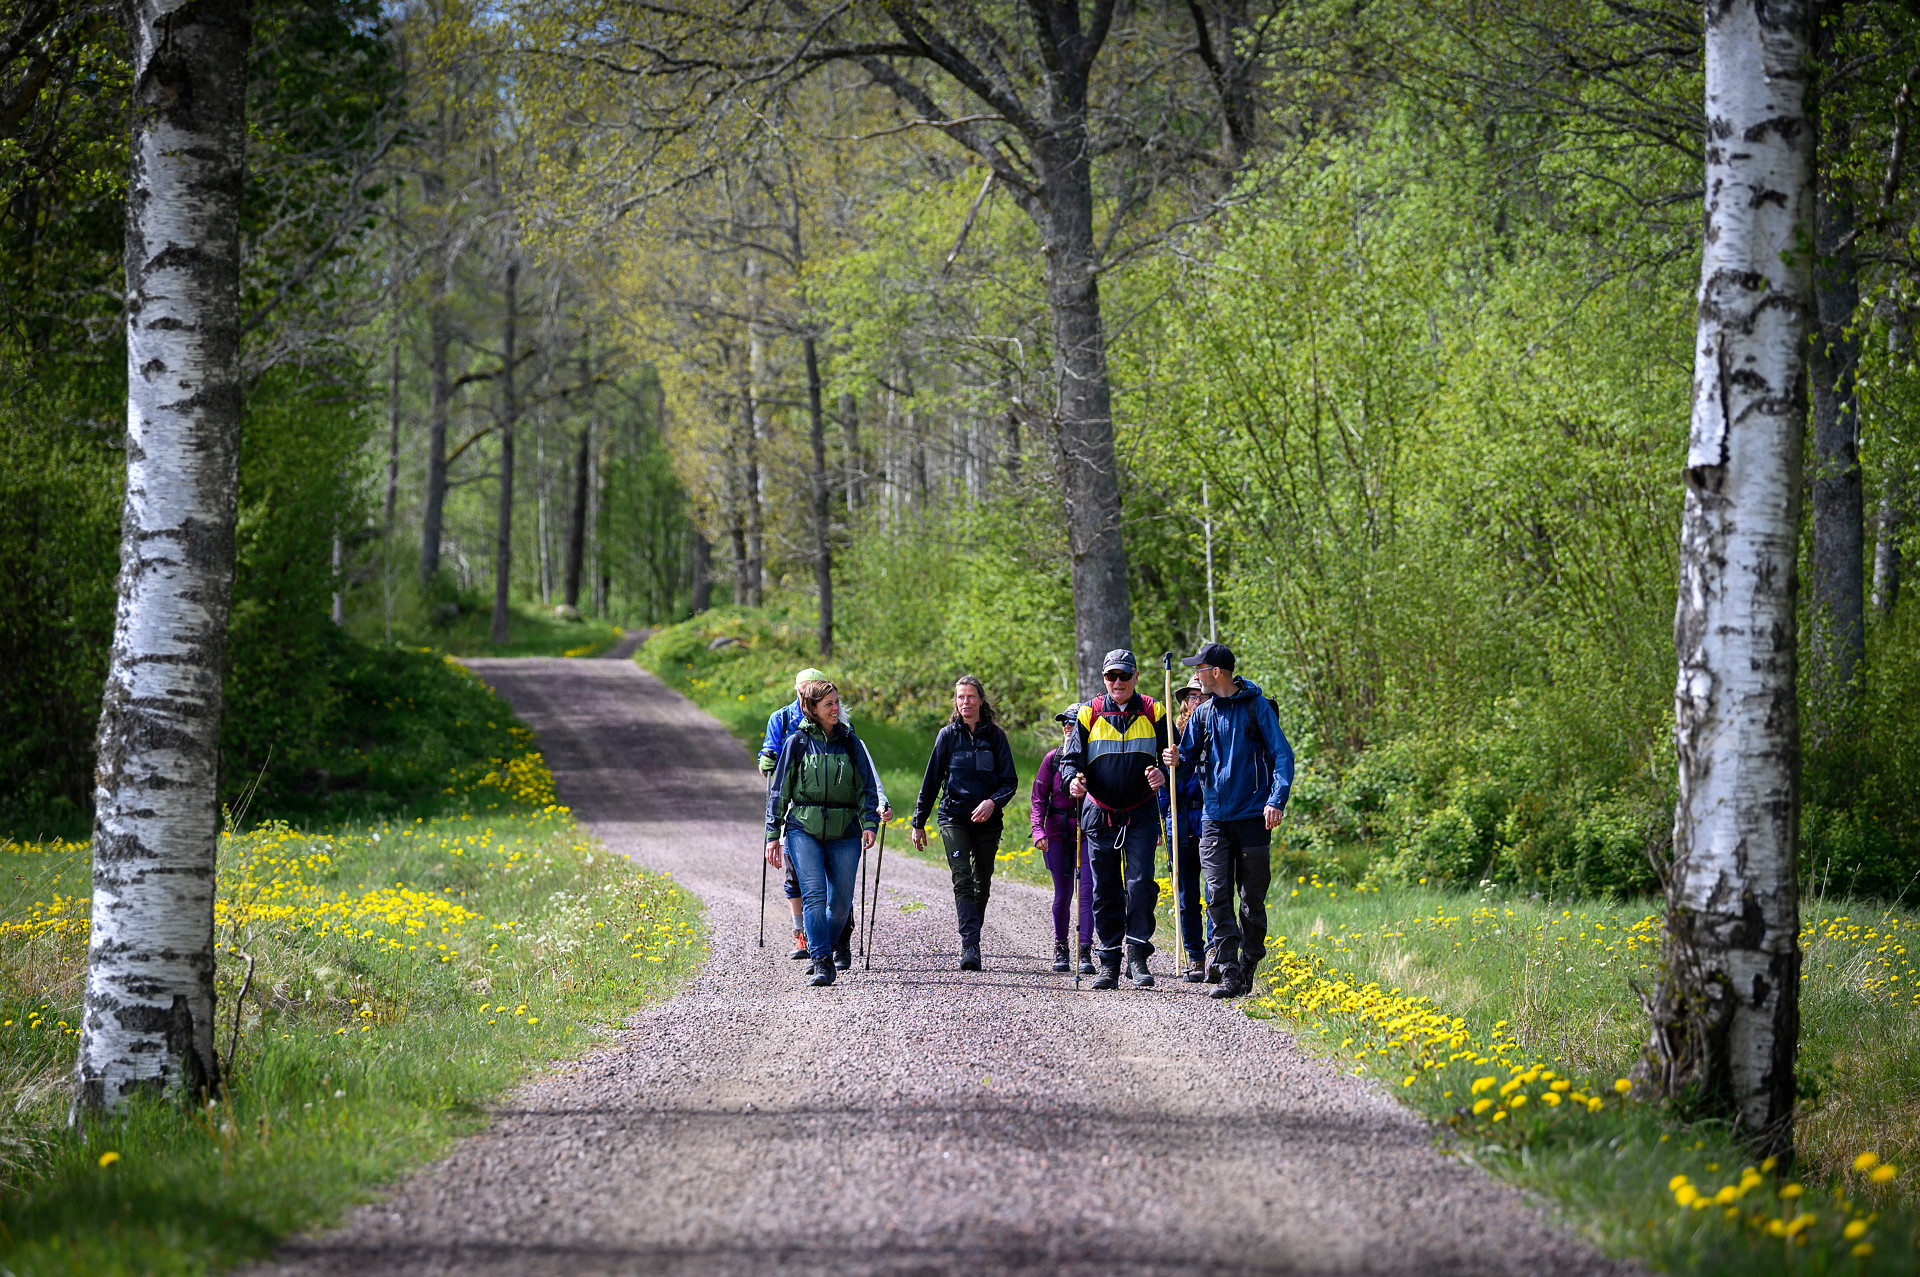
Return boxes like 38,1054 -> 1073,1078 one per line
764,679 -> 880,987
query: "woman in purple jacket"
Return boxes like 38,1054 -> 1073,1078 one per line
1032,704 -> 1095,974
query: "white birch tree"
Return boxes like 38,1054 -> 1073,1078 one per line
1640,0 -> 1812,1154
73,0 -> 250,1115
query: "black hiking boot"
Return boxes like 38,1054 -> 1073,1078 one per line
1125,945 -> 1155,988
959,943 -> 982,972
1183,955 -> 1208,983
809,958 -> 837,987
1209,965 -> 1245,999
1052,941 -> 1071,972
1077,943 -> 1096,975
1091,952 -> 1122,989
833,940 -> 853,971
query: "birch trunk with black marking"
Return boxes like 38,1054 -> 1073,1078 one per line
490,256 -> 518,645
74,0 -> 250,1117
420,271 -> 451,585
804,334 -> 832,657
1640,0 -> 1810,1157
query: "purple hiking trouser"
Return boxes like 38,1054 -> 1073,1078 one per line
1042,833 -> 1093,946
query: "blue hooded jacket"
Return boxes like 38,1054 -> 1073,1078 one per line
1173,677 -> 1293,823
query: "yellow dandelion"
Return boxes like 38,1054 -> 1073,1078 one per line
1870,1164 -> 1897,1183
1854,1152 -> 1882,1173
98,1151 -> 120,1167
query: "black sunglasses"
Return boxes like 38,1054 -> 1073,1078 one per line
1102,671 -> 1135,681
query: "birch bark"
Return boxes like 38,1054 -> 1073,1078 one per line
75,0 -> 250,1115
1642,0 -> 1811,1155
490,256 -> 518,645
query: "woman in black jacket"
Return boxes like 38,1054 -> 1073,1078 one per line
911,675 -> 1019,972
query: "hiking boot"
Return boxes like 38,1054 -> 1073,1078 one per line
833,939 -> 853,971
1091,953 -> 1121,989
1183,956 -> 1208,983
959,943 -> 982,972
789,931 -> 809,960
1077,943 -> 1096,975
1052,941 -> 1071,973
1125,946 -> 1155,988
1209,965 -> 1243,999
809,960 -> 836,987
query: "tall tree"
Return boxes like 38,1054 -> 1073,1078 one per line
491,253 -> 519,643
1640,0 -> 1811,1155
74,0 -> 250,1114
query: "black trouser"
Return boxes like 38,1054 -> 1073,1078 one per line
938,815 -> 1001,946
1200,816 -> 1272,975
1083,806 -> 1161,962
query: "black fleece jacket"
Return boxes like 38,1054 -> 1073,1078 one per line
911,720 -> 1018,828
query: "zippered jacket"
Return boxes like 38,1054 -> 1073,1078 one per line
1059,692 -> 1168,820
912,720 -> 1017,828
1030,748 -> 1080,844
759,698 -> 888,808
765,718 -> 880,843
1172,676 -> 1294,822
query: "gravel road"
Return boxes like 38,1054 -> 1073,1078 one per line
259,658 -> 1634,1277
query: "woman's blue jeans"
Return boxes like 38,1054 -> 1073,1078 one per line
784,829 -> 863,962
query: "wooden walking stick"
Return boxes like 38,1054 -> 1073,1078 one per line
864,822 -> 887,971
1163,652 -> 1184,977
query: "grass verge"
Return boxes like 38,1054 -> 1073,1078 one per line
1246,875 -> 1919,1273
0,750 -> 704,1275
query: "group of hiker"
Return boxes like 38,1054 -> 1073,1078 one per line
759,642 -> 1293,998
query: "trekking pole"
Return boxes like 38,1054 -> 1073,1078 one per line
864,821 -> 888,971
858,829 -> 870,956
1073,823 -> 1084,990
1164,652 -> 1183,979
759,849 -> 768,948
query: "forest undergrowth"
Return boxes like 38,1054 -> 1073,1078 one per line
0,715 -> 705,1276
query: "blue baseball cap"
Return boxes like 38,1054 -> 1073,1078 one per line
1101,649 -> 1137,675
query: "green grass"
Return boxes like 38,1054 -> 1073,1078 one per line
0,777 -> 703,1274
402,599 -> 623,659
1247,875 -> 1920,1273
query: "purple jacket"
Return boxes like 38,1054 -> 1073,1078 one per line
1030,748 -> 1080,844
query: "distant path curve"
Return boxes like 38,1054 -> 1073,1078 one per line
260,658 -> 1634,1277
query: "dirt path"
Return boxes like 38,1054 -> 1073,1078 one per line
260,659 -> 1633,1277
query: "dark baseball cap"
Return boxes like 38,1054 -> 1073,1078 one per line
1054,703 -> 1085,723
1101,649 -> 1138,675
1180,642 -> 1235,671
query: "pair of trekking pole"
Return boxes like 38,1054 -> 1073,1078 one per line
756,817 -> 888,967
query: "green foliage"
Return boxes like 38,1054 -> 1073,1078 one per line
0,372 -> 121,830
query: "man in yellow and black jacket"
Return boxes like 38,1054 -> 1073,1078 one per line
1059,648 -> 1169,989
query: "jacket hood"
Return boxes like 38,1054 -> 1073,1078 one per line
1221,676 -> 1265,701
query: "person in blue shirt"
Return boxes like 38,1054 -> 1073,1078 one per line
760,667 -> 890,969
1161,642 -> 1293,1000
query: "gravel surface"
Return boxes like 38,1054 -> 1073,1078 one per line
257,659 -> 1636,1277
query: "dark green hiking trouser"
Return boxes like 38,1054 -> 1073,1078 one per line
938,815 -> 1001,946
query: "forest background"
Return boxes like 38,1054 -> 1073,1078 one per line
3,0 -> 1918,905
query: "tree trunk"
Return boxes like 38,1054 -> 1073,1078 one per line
1640,0 -> 1810,1158
75,0 -> 250,1117
804,335 -> 833,656
1873,317 -> 1910,621
564,422 -> 588,609
420,271 -> 452,585
1806,12 -> 1864,730
841,392 -> 863,510
384,330 -> 401,534
743,338 -> 765,609
691,531 -> 711,613
490,256 -> 518,645
1039,131 -> 1132,697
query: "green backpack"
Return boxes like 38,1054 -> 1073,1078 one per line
783,727 -> 864,840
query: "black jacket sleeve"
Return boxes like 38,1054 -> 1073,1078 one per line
912,726 -> 953,828
765,732 -> 805,843
1058,708 -> 1090,787
988,726 -> 1018,812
